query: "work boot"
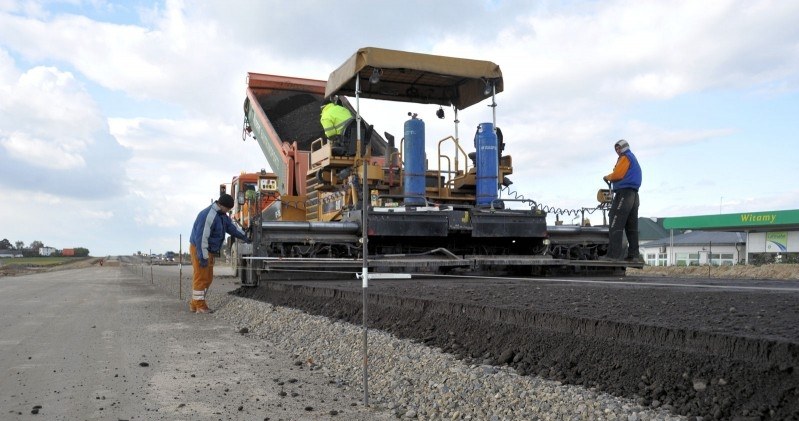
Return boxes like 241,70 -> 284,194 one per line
194,300 -> 211,314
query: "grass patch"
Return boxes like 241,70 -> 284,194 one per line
0,256 -> 84,267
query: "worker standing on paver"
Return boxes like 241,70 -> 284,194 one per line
189,193 -> 250,313
602,139 -> 642,261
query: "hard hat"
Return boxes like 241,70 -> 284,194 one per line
614,139 -> 629,153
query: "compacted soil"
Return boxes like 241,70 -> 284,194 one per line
234,273 -> 799,420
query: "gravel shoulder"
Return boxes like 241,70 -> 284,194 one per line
129,259 -> 688,420
218,291 -> 685,420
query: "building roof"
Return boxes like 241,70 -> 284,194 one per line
638,217 -> 675,242
644,231 -> 747,247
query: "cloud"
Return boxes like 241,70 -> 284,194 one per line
108,115 -> 266,229
621,120 -> 736,151
0,2 -> 236,117
1,132 -> 86,169
1,0 -> 798,255
454,1 -> 799,108
0,59 -> 131,199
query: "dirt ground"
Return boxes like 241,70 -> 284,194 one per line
629,264 -> 799,280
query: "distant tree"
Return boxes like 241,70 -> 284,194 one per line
29,240 -> 44,252
14,241 -> 24,250
74,247 -> 90,257
0,239 -> 11,249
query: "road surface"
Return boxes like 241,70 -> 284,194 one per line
0,265 -> 393,420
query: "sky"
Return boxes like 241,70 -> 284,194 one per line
0,0 -> 797,256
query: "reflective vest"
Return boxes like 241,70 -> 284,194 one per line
320,103 -> 353,138
613,150 -> 642,191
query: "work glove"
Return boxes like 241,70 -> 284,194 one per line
199,258 -> 209,268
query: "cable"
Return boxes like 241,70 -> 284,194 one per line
499,185 -> 606,218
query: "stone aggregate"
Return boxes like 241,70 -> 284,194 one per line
213,295 -> 687,421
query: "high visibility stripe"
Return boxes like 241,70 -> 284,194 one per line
332,117 -> 352,132
200,205 -> 218,260
192,290 -> 206,300
323,119 -> 352,137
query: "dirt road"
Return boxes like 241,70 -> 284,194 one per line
0,265 -> 394,420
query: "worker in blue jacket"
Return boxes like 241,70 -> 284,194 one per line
602,139 -> 642,261
189,193 -> 249,313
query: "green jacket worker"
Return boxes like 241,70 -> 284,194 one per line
320,100 -> 353,140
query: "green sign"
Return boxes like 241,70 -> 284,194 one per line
664,209 -> 799,230
766,232 -> 788,252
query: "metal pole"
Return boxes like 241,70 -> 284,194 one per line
491,85 -> 499,199
357,75 -> 369,406
670,229 -> 674,266
454,108 -> 459,144
745,230 -> 750,265
708,241 -> 712,277
179,234 -> 183,300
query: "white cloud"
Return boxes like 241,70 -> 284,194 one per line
0,65 -> 106,173
81,209 -> 113,220
1,0 -> 798,255
0,60 -> 130,199
1,132 -> 86,169
108,115 -> 266,230
621,121 -> 737,151
1,65 -> 104,138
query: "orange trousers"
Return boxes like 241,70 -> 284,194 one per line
189,244 -> 214,310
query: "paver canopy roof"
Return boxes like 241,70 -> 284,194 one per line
325,47 -> 503,110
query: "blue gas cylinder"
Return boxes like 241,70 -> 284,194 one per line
403,116 -> 426,206
475,122 -> 498,207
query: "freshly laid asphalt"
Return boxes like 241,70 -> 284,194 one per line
235,273 -> 799,420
